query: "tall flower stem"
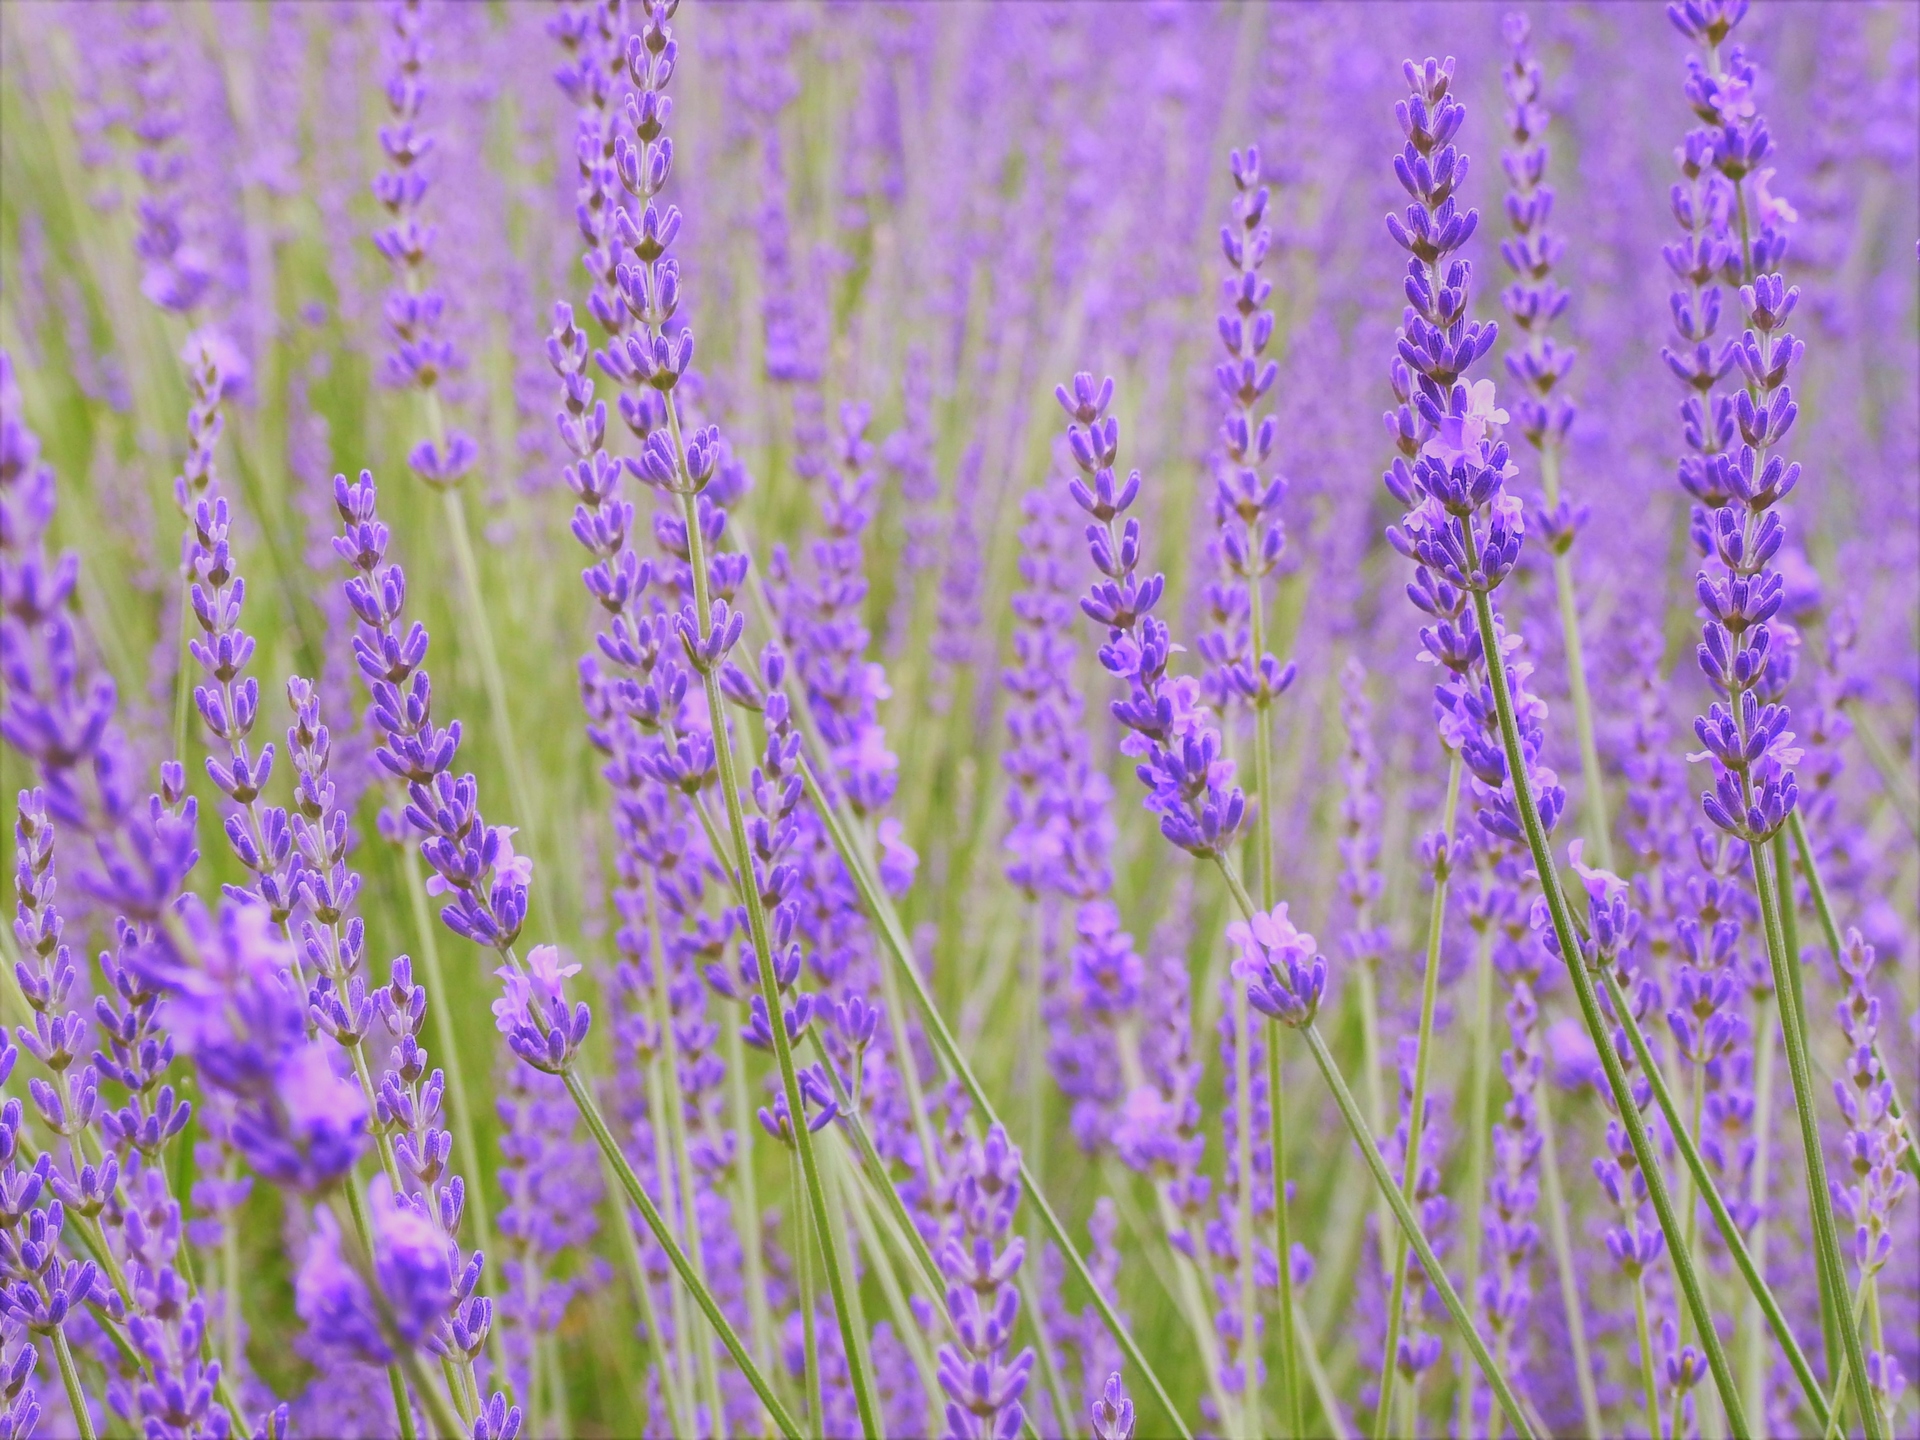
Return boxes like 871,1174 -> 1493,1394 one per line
1453,926 -> 1495,1437
1632,1276 -> 1662,1440
1539,446 -> 1613,872
793,1159 -> 820,1429
1212,858 -> 1534,1440
564,1067 -> 802,1439
1531,1077 -> 1604,1435
639,874 -> 730,1439
1462,571 -> 1749,1436
1372,749 -> 1463,1439
669,404 -> 882,1440
1741,988 -> 1780,1428
437,475 -> 538,843
1244,524 -> 1296,1440
1747,841 -> 1879,1438
792,752 -> 1194,1440
1592,967 -> 1828,1425
1787,813 -> 1920,1182
1267,1037 -> 1303,1440
598,1142 -> 693,1439
51,1330 -> 96,1440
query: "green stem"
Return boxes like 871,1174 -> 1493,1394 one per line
1597,966 -> 1830,1427
1463,577 -> 1748,1436
794,1159 -> 821,1430
1820,1281 -> 1875,1440
1634,1278 -> 1663,1440
1741,989 -> 1779,1431
389,1364 -> 420,1440
670,428 -> 881,1440
397,1347 -> 471,1440
1748,840 -> 1880,1439
793,752 -> 1195,1440
565,1067 -> 803,1439
723,1018 -> 778,1382
1531,1074 -> 1605,1439
433,422 -> 540,848
1787,812 -> 1920,1184
1295,1019 -> 1537,1440
52,1329 -> 97,1440
1541,444 -> 1614,872
1454,927 -> 1497,1439
599,1142 -> 693,1440
1268,1035 -> 1303,1440
642,873 -> 730,1440
1373,749 -> 1463,1440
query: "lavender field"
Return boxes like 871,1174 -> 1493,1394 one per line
0,1 -> 1916,1437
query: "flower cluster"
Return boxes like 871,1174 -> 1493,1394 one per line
1057,373 -> 1246,859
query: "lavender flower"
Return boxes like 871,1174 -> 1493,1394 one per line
937,1124 -> 1034,1440
1055,371 -> 1246,859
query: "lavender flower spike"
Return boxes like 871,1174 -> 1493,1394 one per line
1380,50 -> 1746,1431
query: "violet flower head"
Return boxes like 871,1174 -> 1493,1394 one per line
1380,56 -> 1567,852
333,469 -> 530,953
1089,1372 -> 1135,1440
937,1123 -> 1035,1440
163,899 -> 367,1193
1199,145 -> 1297,714
1056,373 -> 1245,859
1661,8 -> 1806,849
373,0 -> 471,466
1228,903 -> 1326,1030
295,1179 -> 452,1368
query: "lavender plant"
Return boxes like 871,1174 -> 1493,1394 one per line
0,3 -> 1914,1438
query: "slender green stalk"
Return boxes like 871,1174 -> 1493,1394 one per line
1787,812 -> 1920,1183
1293,1307 -> 1349,1440
1539,444 -> 1613,872
1453,927 -> 1497,1439
1741,990 -> 1780,1430
396,1347 -> 471,1440
1748,842 -> 1880,1439
1596,967 -> 1830,1427
722,1020 -> 778,1379
1268,1036 -> 1304,1440
429,405 -> 540,847
565,1066 -> 803,1439
641,872 -> 730,1440
1820,1282 -> 1876,1440
1531,1074 -> 1605,1439
792,751 -> 1195,1440
1373,749 -> 1463,1439
1241,523 -> 1283,1440
1463,573 -> 1748,1436
669,417 -> 882,1440
389,1365 -> 420,1440
1209,857 -> 1532,1437
794,1159 -> 821,1431
52,1330 -> 97,1440
599,1143 -> 693,1440
1295,1020 -> 1537,1440
1633,1278 -> 1663,1440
